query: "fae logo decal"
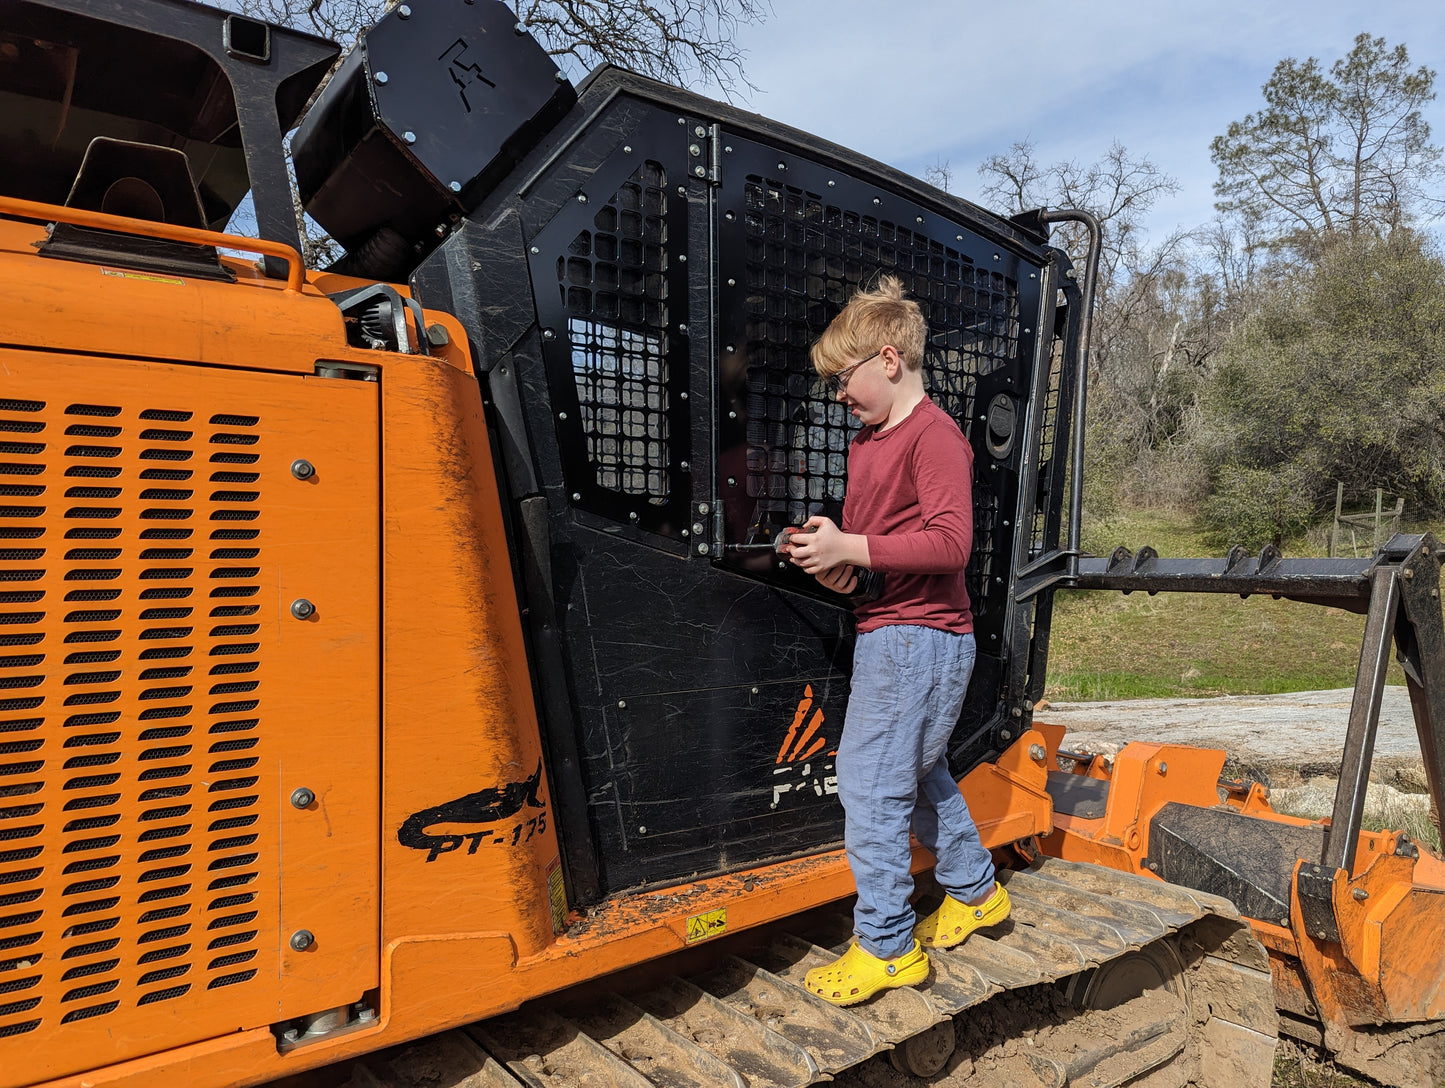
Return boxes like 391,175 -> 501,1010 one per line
399,760 -> 547,862
771,684 -> 838,809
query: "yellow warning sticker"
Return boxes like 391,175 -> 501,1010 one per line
546,857 -> 566,934
685,907 -> 727,944
102,267 -> 184,286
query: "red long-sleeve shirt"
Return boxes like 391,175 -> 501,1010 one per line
843,397 -> 974,634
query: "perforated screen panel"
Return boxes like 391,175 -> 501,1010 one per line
534,157 -> 690,533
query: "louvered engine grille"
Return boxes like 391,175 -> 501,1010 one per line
0,400 -> 266,1041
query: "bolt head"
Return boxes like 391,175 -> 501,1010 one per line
1000,729 -> 1012,741
617,700 -> 627,709
571,492 -> 581,502
449,180 -> 462,193
1158,762 -> 1168,775
397,4 -> 411,16
290,598 -> 315,620
694,126 -> 706,138
1029,744 -> 1045,761
402,131 -> 416,144
426,323 -> 450,347
290,929 -> 315,952
554,71 -> 568,83
374,70 -> 389,85
290,458 -> 315,480
542,327 -> 555,340
576,193 -> 588,204
697,503 -> 710,515
291,787 -> 316,809
697,543 -> 709,555
694,165 -> 707,177
1353,887 -> 1369,900
623,145 -> 633,153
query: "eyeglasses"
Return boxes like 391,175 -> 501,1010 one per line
824,351 -> 880,395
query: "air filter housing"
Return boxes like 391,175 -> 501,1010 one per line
292,0 -> 575,264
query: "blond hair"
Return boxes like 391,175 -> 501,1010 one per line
810,275 -> 928,376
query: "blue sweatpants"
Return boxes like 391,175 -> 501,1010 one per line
836,624 -> 995,959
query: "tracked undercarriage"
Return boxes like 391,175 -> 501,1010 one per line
315,858 -> 1275,1088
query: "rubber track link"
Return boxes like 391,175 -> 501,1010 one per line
329,857 -> 1278,1088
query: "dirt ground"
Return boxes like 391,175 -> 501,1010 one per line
1042,686 -> 1434,817
1041,686 -> 1420,768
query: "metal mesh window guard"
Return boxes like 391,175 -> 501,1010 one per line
555,161 -> 673,504
737,174 -> 1021,533
567,318 -> 669,499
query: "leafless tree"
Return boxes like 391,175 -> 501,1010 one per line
922,158 -> 955,194
236,0 -> 769,95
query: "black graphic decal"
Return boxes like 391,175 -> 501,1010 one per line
399,760 -> 547,861
438,38 -> 497,113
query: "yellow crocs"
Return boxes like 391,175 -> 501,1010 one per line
804,940 -> 930,1006
915,881 -> 1011,949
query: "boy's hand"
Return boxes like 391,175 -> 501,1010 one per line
785,516 -> 870,576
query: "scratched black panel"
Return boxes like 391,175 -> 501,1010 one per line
414,68 -> 1059,900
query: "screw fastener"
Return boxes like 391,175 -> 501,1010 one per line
291,787 -> 315,809
1029,744 -> 1046,760
1353,888 -> 1369,900
291,459 -> 315,480
290,599 -> 315,620
290,930 -> 315,952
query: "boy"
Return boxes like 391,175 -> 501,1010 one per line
784,275 -> 1009,1006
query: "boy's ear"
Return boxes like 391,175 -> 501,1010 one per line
880,344 -> 903,375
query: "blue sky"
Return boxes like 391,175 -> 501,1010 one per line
710,0 -> 1445,245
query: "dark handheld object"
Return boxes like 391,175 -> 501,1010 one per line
849,568 -> 885,604
727,526 -> 885,604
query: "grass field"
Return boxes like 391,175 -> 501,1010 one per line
1042,508 -> 1414,702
